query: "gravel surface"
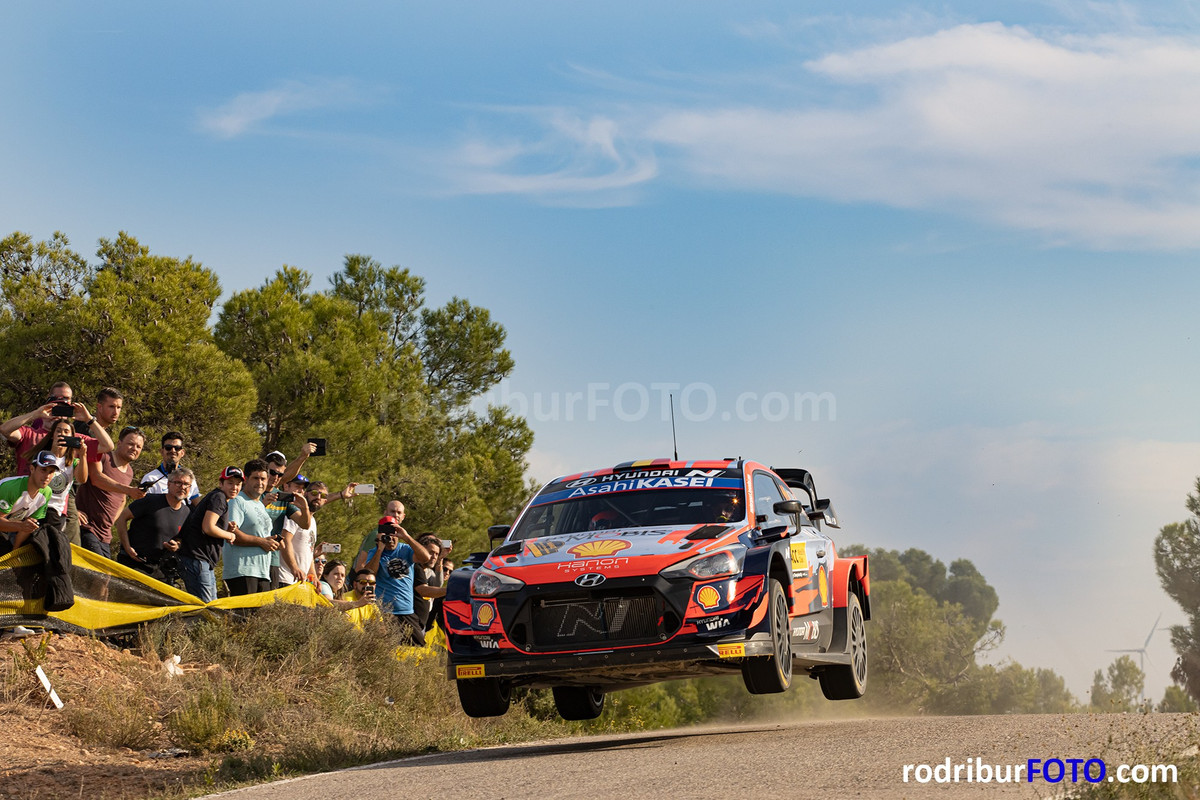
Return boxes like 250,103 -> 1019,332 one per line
206,713 -> 1200,799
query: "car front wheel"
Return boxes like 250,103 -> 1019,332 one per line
457,677 -> 512,717
741,578 -> 793,694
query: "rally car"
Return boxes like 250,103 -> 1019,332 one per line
442,458 -> 869,720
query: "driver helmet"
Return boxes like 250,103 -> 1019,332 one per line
589,510 -> 620,531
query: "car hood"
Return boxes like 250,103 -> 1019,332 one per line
483,523 -> 748,579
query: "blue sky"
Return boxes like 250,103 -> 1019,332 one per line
5,0 -> 1200,702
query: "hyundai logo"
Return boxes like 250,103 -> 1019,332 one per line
574,572 -> 606,587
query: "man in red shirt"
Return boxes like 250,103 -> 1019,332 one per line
76,426 -> 146,558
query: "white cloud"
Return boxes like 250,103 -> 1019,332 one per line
197,79 -> 363,139
450,22 -> 1200,246
644,23 -> 1200,248
446,108 -> 657,205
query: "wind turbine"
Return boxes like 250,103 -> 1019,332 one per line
1107,613 -> 1163,700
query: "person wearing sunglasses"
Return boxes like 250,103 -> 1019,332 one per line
138,431 -> 201,503
259,450 -> 312,590
340,569 -> 382,629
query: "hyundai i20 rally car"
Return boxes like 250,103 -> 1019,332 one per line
442,459 -> 870,720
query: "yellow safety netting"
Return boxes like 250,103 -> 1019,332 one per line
0,543 -> 331,636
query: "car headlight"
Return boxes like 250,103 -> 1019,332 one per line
660,544 -> 747,581
470,567 -> 525,597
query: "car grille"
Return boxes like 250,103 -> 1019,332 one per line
528,592 -> 671,650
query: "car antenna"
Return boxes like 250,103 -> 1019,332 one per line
670,393 -> 679,461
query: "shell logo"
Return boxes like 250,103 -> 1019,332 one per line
697,585 -> 721,610
568,539 -> 631,559
818,567 -> 829,607
475,603 -> 495,627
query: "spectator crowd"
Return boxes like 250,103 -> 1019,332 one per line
0,382 -> 455,642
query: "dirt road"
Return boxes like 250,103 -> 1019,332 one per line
206,713 -> 1198,799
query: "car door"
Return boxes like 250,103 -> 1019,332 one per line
771,477 -> 833,641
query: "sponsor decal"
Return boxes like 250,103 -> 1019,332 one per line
532,477 -> 744,507
557,557 -> 631,574
701,617 -> 730,631
456,664 -> 486,679
568,539 -> 632,559
790,541 -> 809,574
716,643 -> 746,658
477,637 -> 500,650
558,603 -> 607,637
696,585 -> 721,610
792,620 -> 821,641
565,468 -> 725,488
527,539 -> 563,557
567,476 -> 719,498
566,477 -> 598,488
574,572 -> 607,587
475,603 -> 495,627
818,566 -> 829,607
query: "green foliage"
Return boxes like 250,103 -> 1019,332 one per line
1154,482 -> 1200,705
1158,684 -> 1198,713
0,231 -> 533,552
1090,655 -> 1146,712
0,231 -> 259,478
844,543 -> 1075,714
212,256 -> 531,552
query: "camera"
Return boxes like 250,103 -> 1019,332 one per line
61,435 -> 84,449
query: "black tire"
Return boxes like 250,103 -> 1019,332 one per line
741,578 -> 793,694
819,591 -> 868,700
552,686 -> 606,720
457,677 -> 512,717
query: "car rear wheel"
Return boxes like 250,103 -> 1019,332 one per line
552,686 -> 606,720
819,591 -> 867,700
457,677 -> 512,717
741,578 -> 792,694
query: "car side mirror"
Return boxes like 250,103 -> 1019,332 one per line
487,524 -> 511,547
773,500 -> 803,515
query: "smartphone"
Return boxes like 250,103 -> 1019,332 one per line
307,437 -> 327,457
440,539 -> 452,550
320,542 -> 341,554
51,403 -> 73,418
276,492 -> 295,505
73,420 -> 91,435
354,484 -> 375,495
61,436 -> 84,449
377,522 -> 397,535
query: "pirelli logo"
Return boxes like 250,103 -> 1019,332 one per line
456,664 -> 486,679
716,643 -> 746,658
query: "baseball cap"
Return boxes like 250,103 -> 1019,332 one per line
265,450 -> 286,461
291,474 -> 310,486
378,516 -> 398,527
220,466 -> 245,481
30,451 -> 61,470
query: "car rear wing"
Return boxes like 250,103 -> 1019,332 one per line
771,467 -> 840,529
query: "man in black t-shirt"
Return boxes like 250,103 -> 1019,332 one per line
176,466 -> 243,601
114,467 -> 194,581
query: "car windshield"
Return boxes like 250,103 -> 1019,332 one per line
510,488 -> 746,541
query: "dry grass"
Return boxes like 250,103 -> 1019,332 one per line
128,603 -> 569,786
